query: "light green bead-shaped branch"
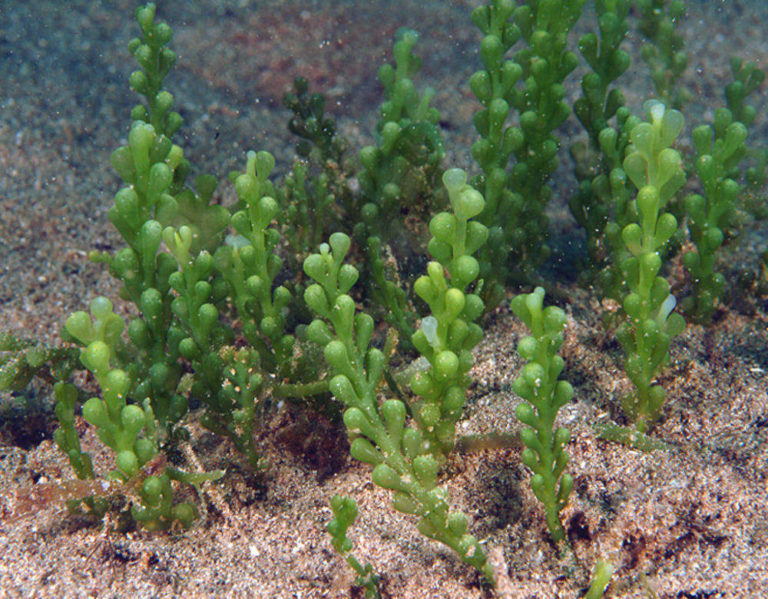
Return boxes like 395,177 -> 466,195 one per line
412,169 -> 488,458
127,2 -> 182,137
218,151 -> 294,376
65,298 -> 155,480
616,101 -> 686,431
64,297 -> 196,529
511,287 -> 573,544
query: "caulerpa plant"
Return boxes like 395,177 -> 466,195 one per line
50,3 -> 323,528
305,169 -> 494,582
511,287 -> 574,544
615,100 -> 687,432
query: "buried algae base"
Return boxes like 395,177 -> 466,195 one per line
1,1 -> 768,598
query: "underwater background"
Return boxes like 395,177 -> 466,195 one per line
1,1 -> 767,316
1,1 -> 768,597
